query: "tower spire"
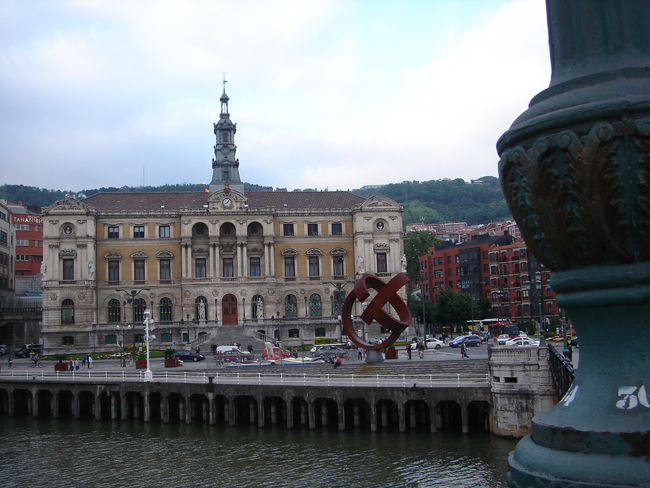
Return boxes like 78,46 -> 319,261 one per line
210,79 -> 243,194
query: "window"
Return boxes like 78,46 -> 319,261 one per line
285,294 -> 297,318
108,261 -> 119,282
308,223 -> 318,236
249,257 -> 260,277
288,329 -> 300,338
159,297 -> 172,322
222,132 -> 229,143
283,223 -> 294,236
161,333 -> 173,342
308,256 -> 319,277
223,258 -> 233,277
331,223 -> 342,235
160,259 -> 170,281
195,258 -> 206,278
108,299 -> 121,323
333,256 -> 344,276
108,226 -> 119,239
134,225 -> 145,238
134,298 -> 146,322
182,332 -> 189,343
377,253 -> 387,273
159,225 -> 170,238
105,334 -> 117,344
284,256 -> 295,278
315,328 -> 326,337
134,259 -> 145,281
62,336 -> 74,345
134,334 -> 144,343
309,293 -> 322,317
61,299 -> 74,324
63,259 -> 74,280
16,239 -> 30,246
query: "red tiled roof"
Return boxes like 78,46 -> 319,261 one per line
81,191 -> 366,213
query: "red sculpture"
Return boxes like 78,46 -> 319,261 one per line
341,273 -> 412,350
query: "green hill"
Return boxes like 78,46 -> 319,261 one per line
0,176 -> 511,227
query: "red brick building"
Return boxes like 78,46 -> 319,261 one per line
419,232 -> 559,325
9,202 -> 43,277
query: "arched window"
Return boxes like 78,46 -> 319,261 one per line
108,299 -> 121,323
61,299 -> 74,324
252,294 -> 264,319
284,294 -> 297,318
195,296 -> 207,320
134,298 -> 146,323
159,297 -> 172,322
309,293 -> 322,317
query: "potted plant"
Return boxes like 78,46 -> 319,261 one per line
384,345 -> 399,360
54,353 -> 68,372
135,350 -> 147,369
164,348 -> 178,367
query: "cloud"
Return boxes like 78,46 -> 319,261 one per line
0,0 -> 550,192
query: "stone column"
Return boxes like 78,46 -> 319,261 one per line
161,394 -> 169,423
498,2 -> 650,485
143,393 -> 150,422
337,401 -> 345,431
370,402 -> 377,432
229,397 -> 236,426
185,397 -> 192,424
7,388 -> 14,417
202,398 -> 208,422
270,399 -> 278,424
73,393 -> 80,419
300,401 -> 307,426
307,401 -> 316,429
94,394 -> 101,420
398,403 -> 406,432
257,398 -> 265,428
249,400 -> 257,424
52,392 -> 59,419
286,399 -> 294,429
121,394 -> 128,420
321,402 -> 328,427
31,390 -> 38,417
429,402 -> 437,434
178,397 -> 185,422
111,393 -> 117,420
461,404 -> 468,434
353,399 -> 361,427
208,393 -> 215,425
381,402 -> 388,427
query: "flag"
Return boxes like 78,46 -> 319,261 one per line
204,188 -> 210,193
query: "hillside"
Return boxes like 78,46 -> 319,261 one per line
0,177 -> 511,227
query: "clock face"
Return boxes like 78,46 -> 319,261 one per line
222,198 -> 233,208
376,221 -> 385,230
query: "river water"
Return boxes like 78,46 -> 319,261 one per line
0,417 -> 518,487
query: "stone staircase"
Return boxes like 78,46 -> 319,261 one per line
210,326 -> 267,352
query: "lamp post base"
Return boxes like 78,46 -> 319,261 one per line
143,370 -> 153,381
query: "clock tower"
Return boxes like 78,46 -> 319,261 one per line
209,76 -> 244,194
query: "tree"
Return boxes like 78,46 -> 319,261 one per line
434,287 -> 473,328
404,231 -> 441,281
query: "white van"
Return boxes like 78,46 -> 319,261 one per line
216,345 -> 243,355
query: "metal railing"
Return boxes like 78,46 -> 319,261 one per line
0,368 -> 490,388
547,344 -> 575,400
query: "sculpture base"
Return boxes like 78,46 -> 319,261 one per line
365,350 -> 384,363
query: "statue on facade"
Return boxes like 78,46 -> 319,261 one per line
256,297 -> 264,319
356,256 -> 365,274
198,301 -> 206,320
40,262 -> 47,277
87,261 -> 95,280
401,254 -> 407,273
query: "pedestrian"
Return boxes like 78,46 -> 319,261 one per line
247,344 -> 253,354
82,355 -> 86,368
358,348 -> 363,360
418,341 -> 424,359
88,354 -> 92,369
196,347 -> 200,355
461,343 -> 469,358
567,344 -> 573,362
74,358 -> 80,371
69,358 -> 74,372
406,343 -> 412,360
333,356 -> 343,369
7,355 -> 12,369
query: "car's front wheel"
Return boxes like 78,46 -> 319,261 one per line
435,344 -> 441,349
475,342 -> 480,347
193,357 -> 198,362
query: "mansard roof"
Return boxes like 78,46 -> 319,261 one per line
79,191 -> 367,213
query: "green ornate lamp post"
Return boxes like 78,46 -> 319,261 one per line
498,1 -> 650,485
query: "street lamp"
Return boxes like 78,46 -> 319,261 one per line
115,324 -> 130,367
116,288 -> 151,363
526,272 -> 545,346
142,308 -> 155,381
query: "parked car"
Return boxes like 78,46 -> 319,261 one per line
262,347 -> 291,360
497,334 -> 511,345
172,350 -> 205,362
15,344 -> 42,358
449,335 -> 482,348
505,337 -> 540,347
218,349 -> 253,362
570,337 -> 579,348
0,345 -> 9,356
410,338 -> 443,350
310,344 -> 348,359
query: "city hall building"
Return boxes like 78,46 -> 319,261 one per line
40,90 -> 404,354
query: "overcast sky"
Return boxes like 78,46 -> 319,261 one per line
1,0 -> 551,192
